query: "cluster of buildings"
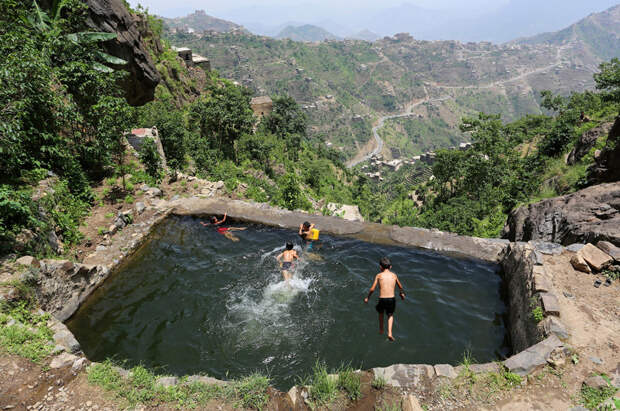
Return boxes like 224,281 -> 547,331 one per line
360,142 -> 473,181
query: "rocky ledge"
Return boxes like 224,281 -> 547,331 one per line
502,181 -> 620,246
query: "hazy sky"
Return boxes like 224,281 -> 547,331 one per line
128,0 -> 620,42
129,0 -> 510,18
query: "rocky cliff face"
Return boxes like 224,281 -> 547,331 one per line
566,121 -> 613,165
588,115 -> 620,184
84,0 -> 160,105
502,182 -> 620,246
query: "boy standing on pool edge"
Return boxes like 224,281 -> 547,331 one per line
364,257 -> 405,341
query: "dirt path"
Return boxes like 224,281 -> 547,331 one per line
0,355 -> 118,411
475,251 -> 620,411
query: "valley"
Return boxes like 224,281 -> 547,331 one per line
166,26 -> 603,161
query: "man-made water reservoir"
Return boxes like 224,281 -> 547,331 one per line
67,216 -> 508,389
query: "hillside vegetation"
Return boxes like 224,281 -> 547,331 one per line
0,1 -> 356,258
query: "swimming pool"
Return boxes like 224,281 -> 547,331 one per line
67,216 -> 508,389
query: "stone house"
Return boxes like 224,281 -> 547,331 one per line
171,46 -> 211,71
250,96 -> 273,118
172,46 -> 193,66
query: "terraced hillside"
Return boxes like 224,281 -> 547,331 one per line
166,7 -> 615,161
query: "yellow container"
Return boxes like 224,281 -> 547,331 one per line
308,228 -> 320,240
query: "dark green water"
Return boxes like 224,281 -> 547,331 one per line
67,216 -> 508,389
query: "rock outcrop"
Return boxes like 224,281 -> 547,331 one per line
84,0 -> 160,105
567,121 -> 614,165
502,182 -> 620,246
588,115 -> 620,184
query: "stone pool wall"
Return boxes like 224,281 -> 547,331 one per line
171,197 -> 510,262
17,196 -> 575,402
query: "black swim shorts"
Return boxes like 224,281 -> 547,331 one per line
376,297 -> 396,315
282,261 -> 293,270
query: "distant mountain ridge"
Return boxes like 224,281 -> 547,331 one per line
514,4 -> 620,60
162,10 -> 242,33
275,24 -> 340,42
347,29 -> 380,42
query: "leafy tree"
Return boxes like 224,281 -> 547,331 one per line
137,99 -> 188,174
139,138 -> 162,181
91,96 -> 134,189
237,132 -> 277,172
279,173 -> 308,211
262,96 -> 307,137
594,58 -> 620,105
538,115 -> 577,157
189,81 -> 254,161
261,96 -> 307,161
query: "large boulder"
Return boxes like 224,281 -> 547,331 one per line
83,0 -> 160,105
502,182 -> 620,246
567,122 -> 614,165
588,115 -> 620,184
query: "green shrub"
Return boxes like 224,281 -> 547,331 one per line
39,180 -> 90,246
580,378 -> 617,410
139,138 -> 163,181
0,300 -> 53,363
88,360 -> 270,410
531,306 -> 544,323
371,375 -> 386,390
337,366 -> 361,400
308,361 -> 338,406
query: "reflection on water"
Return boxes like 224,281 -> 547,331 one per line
67,216 -> 508,389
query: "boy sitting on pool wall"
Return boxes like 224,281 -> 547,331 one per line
364,257 -> 405,341
276,242 -> 299,281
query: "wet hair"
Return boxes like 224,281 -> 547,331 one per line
379,257 -> 392,270
210,216 -> 217,224
286,242 -> 294,250
302,221 -> 311,230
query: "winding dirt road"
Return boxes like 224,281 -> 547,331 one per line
346,45 -> 570,168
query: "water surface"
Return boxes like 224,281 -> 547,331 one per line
68,216 -> 507,389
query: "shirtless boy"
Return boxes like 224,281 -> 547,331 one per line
276,242 -> 299,281
364,257 -> 405,341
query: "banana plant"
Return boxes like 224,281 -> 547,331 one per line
28,0 -> 127,72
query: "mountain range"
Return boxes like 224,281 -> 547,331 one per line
165,5 -> 619,161
275,24 -> 340,42
161,9 -> 243,33
514,4 -> 620,60
164,1 -> 620,43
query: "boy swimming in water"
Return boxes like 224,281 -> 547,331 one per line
276,242 -> 299,281
364,257 -> 405,341
200,212 -> 246,242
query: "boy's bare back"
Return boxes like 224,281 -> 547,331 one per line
375,270 -> 401,298
280,250 -> 298,262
